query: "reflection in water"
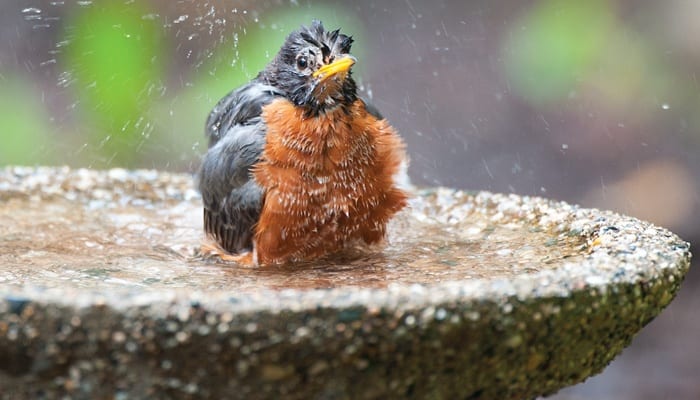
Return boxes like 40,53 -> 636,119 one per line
0,171 -> 584,292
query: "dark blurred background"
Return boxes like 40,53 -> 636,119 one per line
1,0 -> 697,398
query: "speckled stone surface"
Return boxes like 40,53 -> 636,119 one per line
0,167 -> 692,399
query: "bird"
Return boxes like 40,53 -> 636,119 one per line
197,20 -> 408,266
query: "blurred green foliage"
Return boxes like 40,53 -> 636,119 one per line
503,0 -> 682,125
64,2 -> 163,165
0,78 -> 55,165
504,0 -> 613,103
587,31 -> 675,116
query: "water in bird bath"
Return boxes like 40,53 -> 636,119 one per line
0,167 -> 585,292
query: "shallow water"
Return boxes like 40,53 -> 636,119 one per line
0,169 -> 584,292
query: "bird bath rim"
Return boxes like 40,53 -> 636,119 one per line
0,166 -> 690,313
0,166 -> 691,400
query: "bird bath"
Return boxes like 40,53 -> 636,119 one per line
0,167 -> 691,399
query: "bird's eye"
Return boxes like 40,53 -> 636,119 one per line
296,56 -> 308,70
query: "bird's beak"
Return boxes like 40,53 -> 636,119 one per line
312,55 -> 357,81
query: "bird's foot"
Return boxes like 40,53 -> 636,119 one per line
199,241 -> 255,266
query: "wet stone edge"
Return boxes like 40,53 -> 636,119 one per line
0,258 -> 689,399
0,166 -> 693,399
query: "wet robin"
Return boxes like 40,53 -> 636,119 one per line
198,20 -> 408,266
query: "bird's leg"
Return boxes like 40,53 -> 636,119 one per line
199,241 -> 255,266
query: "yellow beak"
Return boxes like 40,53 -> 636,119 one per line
312,55 -> 357,81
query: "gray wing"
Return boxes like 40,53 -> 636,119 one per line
197,82 -> 282,253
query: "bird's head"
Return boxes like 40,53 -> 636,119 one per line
259,20 -> 358,114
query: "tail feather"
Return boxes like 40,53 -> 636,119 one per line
203,208 -> 254,254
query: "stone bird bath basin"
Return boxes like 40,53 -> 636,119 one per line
0,167 -> 691,399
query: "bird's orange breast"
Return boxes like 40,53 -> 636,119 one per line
252,98 -> 408,265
